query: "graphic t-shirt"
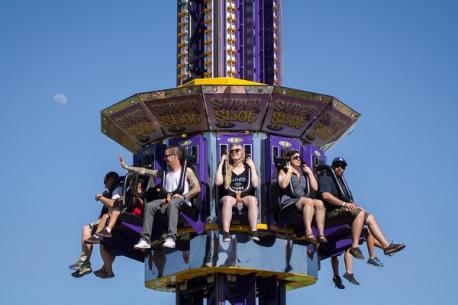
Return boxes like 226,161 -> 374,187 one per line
229,169 -> 249,192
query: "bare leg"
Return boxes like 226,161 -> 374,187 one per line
344,249 -> 353,274
331,256 -> 340,276
81,225 -> 92,261
107,210 -> 120,230
351,211 -> 365,248
95,214 -> 109,234
242,195 -> 258,231
221,196 -> 237,233
365,214 -> 390,248
313,199 -> 326,236
331,255 -> 347,288
298,197 -> 315,235
367,230 -> 376,258
374,237 -> 384,249
100,245 -> 115,275
153,250 -> 166,278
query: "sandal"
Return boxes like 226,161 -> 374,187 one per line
304,232 -> 317,243
318,235 -> 328,243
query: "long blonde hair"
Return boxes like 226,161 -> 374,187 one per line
224,144 -> 245,189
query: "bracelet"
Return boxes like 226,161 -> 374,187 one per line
342,201 -> 346,207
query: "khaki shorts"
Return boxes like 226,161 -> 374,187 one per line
326,207 -> 369,226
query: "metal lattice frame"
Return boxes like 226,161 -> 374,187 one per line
176,0 -> 282,85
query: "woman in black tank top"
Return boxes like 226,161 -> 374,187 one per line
215,144 -> 260,241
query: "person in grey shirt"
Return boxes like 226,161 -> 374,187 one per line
278,150 -> 327,243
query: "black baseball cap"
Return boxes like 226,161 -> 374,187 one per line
332,157 -> 347,166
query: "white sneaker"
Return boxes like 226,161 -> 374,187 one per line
163,238 -> 176,249
134,239 -> 151,249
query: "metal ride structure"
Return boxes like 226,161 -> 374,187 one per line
99,1 -> 361,304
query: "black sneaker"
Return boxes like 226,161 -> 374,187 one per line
349,247 -> 365,260
333,275 -> 345,289
99,271 -> 115,279
343,272 -> 360,285
93,267 -> 115,279
71,262 -> 92,278
96,228 -> 112,238
250,231 -> 260,242
222,231 -> 231,242
68,258 -> 85,270
94,267 -> 106,277
383,243 -> 406,256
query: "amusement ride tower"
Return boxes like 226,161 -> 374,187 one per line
99,1 -> 360,304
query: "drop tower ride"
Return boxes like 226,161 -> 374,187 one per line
100,1 -> 361,304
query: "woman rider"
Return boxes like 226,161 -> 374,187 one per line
278,150 -> 327,243
215,144 -> 260,242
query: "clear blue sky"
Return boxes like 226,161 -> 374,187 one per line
1,1 -> 457,304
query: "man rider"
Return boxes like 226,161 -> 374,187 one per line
319,157 -> 406,259
69,171 -> 122,277
118,146 -> 201,249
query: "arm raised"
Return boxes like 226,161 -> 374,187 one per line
215,154 -> 227,186
118,155 -> 158,177
245,157 -> 259,188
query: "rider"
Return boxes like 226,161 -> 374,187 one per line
278,150 -> 327,243
69,171 -> 122,278
119,146 -> 201,249
215,143 -> 260,242
319,157 -> 405,259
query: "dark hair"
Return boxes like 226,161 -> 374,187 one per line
285,150 -> 300,160
136,176 -> 145,187
104,171 -> 119,181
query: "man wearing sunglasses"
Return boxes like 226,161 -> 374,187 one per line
319,157 -> 405,287
118,145 -> 201,249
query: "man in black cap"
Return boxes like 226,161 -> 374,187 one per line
69,171 -> 123,278
319,157 -> 405,286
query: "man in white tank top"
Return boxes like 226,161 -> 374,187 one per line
164,168 -> 189,195
118,146 -> 201,249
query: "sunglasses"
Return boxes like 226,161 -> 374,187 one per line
333,163 -> 346,169
230,149 -> 242,153
291,155 -> 301,160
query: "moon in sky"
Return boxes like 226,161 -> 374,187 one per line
54,93 -> 68,104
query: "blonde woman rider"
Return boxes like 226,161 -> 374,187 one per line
215,144 -> 260,242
